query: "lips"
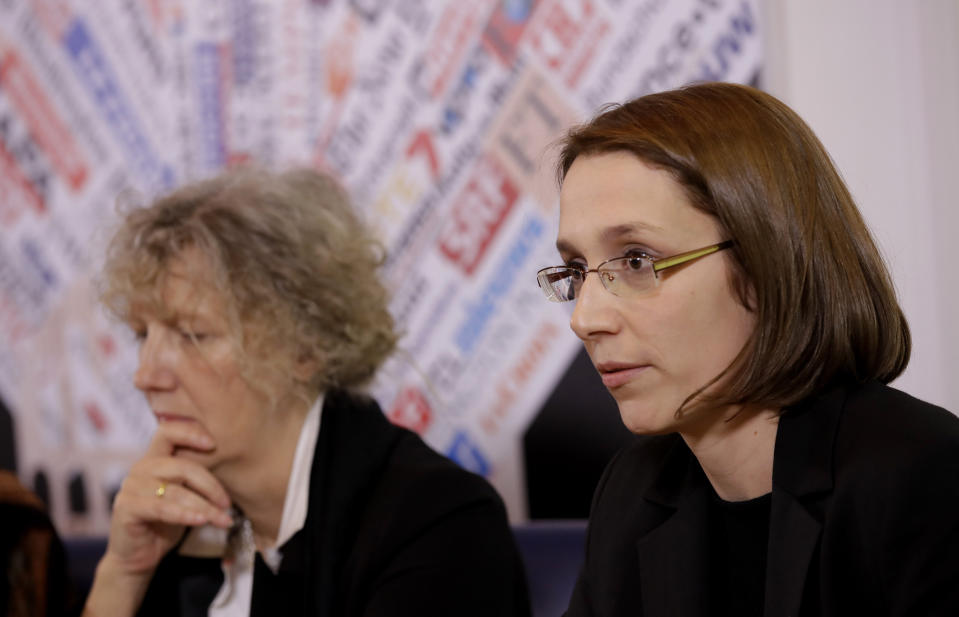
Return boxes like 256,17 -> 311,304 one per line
595,362 -> 650,389
153,412 -> 196,423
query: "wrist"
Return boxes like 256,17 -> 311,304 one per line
83,554 -> 155,617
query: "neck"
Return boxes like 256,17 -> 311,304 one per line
680,404 -> 780,502
219,396 -> 311,549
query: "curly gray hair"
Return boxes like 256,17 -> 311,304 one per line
101,167 -> 397,399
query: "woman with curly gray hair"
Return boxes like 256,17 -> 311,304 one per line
82,168 -> 530,617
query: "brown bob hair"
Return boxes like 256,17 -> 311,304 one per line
558,82 -> 910,410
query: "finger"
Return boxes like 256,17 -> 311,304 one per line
114,480 -> 233,529
130,456 -> 231,509
143,420 -> 216,458
146,483 -> 234,528
126,458 -> 232,509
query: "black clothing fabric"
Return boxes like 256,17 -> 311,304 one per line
137,390 -> 531,616
565,380 -> 959,617
708,491 -> 770,617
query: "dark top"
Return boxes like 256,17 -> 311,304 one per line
708,491 -> 770,617
564,380 -> 959,617
137,390 -> 531,617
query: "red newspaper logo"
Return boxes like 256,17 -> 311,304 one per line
0,139 -> 44,221
527,0 -> 609,88
481,321 -> 559,435
483,0 -> 539,65
405,129 -> 440,179
438,155 -> 518,275
388,387 -> 432,434
413,3 -> 484,98
0,49 -> 88,191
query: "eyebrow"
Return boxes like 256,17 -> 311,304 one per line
556,221 -> 665,255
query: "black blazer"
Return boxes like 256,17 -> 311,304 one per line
565,381 -> 959,617
138,390 -> 530,616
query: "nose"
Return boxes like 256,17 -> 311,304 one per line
133,327 -> 177,392
569,271 -> 620,341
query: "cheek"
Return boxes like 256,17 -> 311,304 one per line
651,287 -> 752,368
199,341 -> 245,379
643,287 -> 705,339
699,290 -> 755,363
182,351 -> 247,406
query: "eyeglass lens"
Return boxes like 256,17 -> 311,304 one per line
541,256 -> 653,301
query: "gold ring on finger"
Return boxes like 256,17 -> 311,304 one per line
155,481 -> 168,498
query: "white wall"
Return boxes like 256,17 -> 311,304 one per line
762,0 -> 959,411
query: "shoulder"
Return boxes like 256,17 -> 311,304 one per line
820,383 -> 959,609
800,382 -> 959,559
322,388 -> 506,519
842,379 -> 957,426
833,381 -> 959,471
325,389 -> 509,531
384,428 -> 505,515
376,432 -> 517,563
317,387 -> 511,527
329,398 -> 528,615
780,380 -> 959,476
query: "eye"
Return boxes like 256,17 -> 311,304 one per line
624,251 -> 651,271
178,328 -> 207,343
128,320 -> 147,341
562,259 -> 587,276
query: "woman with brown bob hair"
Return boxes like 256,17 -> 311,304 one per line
537,83 -> 959,616
82,168 -> 530,616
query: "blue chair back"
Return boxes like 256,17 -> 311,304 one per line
512,520 -> 587,617
69,523 -> 589,616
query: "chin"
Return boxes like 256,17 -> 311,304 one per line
615,400 -> 673,435
621,419 -> 675,436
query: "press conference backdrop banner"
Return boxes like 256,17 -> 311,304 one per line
0,0 -> 761,534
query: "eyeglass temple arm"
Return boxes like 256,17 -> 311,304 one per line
651,240 -> 735,273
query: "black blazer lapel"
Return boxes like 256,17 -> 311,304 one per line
637,443 -> 713,617
764,490 -> 821,617
764,384 -> 845,617
302,390 -> 404,616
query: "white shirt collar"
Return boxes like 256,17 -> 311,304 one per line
261,391 -> 323,570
